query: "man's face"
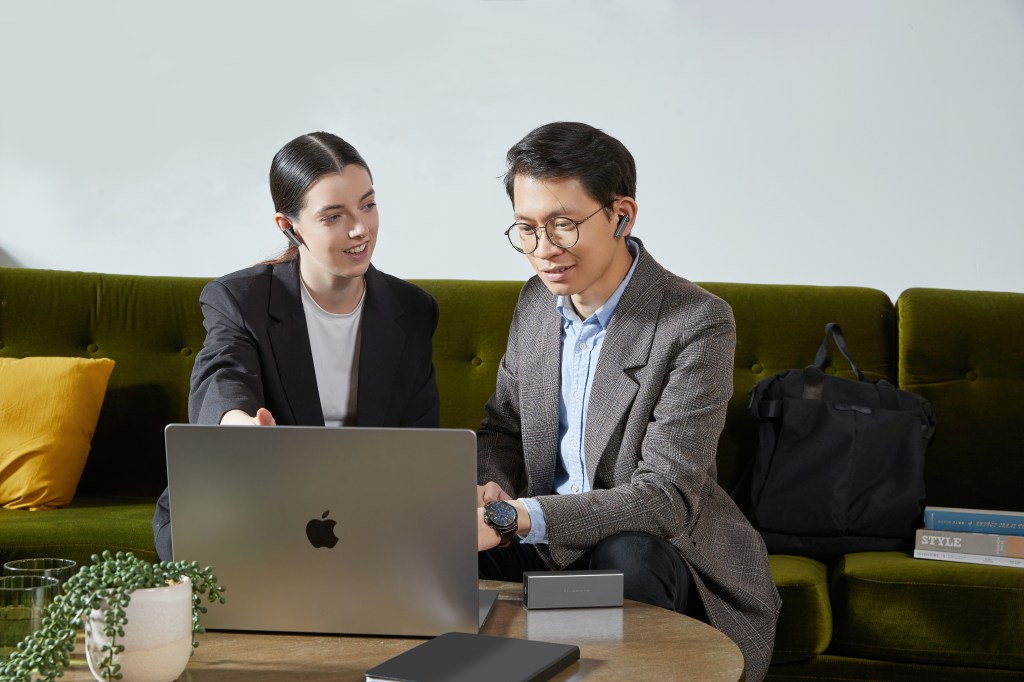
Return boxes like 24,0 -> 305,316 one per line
512,174 -> 630,312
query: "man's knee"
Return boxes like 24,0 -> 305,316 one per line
589,531 -> 674,572
587,532 -> 696,615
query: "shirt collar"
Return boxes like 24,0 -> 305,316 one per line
556,237 -> 641,329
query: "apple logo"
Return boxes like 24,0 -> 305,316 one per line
306,510 -> 339,549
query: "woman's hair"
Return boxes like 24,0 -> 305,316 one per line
266,132 -> 372,263
503,122 -> 636,210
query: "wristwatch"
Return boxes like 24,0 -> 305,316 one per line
483,501 -> 518,548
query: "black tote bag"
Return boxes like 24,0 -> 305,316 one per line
733,323 -> 936,558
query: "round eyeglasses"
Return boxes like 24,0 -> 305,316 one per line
504,202 -> 612,254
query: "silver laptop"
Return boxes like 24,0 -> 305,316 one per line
165,424 -> 493,637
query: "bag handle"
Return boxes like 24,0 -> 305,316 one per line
812,322 -> 865,382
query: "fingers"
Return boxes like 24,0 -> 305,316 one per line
253,408 -> 276,426
479,481 -> 512,505
220,408 -> 277,426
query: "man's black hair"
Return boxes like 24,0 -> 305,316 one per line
503,122 -> 637,209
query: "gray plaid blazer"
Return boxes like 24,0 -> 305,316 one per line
478,241 -> 781,681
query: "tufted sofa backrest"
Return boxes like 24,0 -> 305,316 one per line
9,266 -> 1018,514
0,267 -> 209,497
897,288 -> 1024,512
409,280 -> 521,431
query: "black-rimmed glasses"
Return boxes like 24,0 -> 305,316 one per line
504,202 -> 612,254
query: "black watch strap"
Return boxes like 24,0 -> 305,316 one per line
495,526 -> 516,548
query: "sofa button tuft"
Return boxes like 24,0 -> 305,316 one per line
87,343 -> 99,353
181,347 -> 193,357
751,363 -> 763,374
471,356 -> 483,367
966,371 -> 978,381
825,367 -> 836,375
0,341 -> 4,350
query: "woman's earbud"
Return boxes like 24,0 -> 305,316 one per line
284,226 -> 303,248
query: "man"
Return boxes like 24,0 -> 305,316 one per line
476,122 -> 781,680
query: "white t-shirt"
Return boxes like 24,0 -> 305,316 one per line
300,280 -> 364,427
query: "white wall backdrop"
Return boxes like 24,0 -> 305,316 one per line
2,0 -> 1022,300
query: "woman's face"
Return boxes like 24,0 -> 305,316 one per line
289,165 -> 378,289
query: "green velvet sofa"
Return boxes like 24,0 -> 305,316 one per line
1,266 -> 1022,680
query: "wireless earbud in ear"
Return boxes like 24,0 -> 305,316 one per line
284,226 -> 303,249
613,215 -> 630,239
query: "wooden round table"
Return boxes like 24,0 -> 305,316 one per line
58,580 -> 744,681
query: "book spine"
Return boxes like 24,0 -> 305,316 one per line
915,529 -> 1024,558
913,549 -> 1024,568
923,508 -> 1024,537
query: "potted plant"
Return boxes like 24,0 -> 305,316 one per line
0,551 -> 225,682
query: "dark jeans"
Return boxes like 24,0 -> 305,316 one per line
479,531 -> 707,622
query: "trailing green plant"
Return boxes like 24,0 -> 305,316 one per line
0,550 -> 225,682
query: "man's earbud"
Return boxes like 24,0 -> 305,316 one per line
613,215 -> 630,239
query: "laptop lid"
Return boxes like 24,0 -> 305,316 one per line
165,424 -> 480,637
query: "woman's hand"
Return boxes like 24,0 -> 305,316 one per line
220,407 -> 277,426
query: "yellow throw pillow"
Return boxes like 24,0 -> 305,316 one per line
0,356 -> 115,510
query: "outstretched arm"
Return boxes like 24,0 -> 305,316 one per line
189,280 -> 266,424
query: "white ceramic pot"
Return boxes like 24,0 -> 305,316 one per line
84,577 -> 193,682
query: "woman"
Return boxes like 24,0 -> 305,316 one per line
153,132 -> 440,560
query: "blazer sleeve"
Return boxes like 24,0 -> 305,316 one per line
538,297 -> 736,565
188,280 -> 265,424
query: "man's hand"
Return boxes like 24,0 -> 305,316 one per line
220,407 -> 277,426
477,499 -> 532,551
477,482 -> 512,507
477,506 -> 501,551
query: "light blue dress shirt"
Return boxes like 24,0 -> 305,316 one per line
519,239 -> 640,544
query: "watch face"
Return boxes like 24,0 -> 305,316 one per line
487,501 -> 517,529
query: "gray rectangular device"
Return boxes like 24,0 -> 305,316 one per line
522,569 -> 624,609
165,424 -> 481,637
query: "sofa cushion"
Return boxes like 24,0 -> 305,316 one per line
897,288 -> 1024,511
768,654 -> 1024,681
769,555 -> 832,663
830,551 -> 1024,670
0,497 -> 158,567
0,356 -> 115,510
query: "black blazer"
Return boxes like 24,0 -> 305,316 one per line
154,260 -> 440,559
187,259 -> 440,427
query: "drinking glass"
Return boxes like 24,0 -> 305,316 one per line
0,575 -> 59,655
4,558 -> 77,594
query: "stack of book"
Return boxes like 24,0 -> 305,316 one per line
914,506 -> 1024,568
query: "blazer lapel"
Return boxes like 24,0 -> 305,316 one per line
356,265 -> 405,426
267,260 -> 324,426
584,247 -> 666,486
518,287 -> 563,497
